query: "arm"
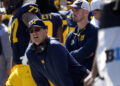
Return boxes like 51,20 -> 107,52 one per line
70,29 -> 98,62
1,25 -> 12,86
65,31 -> 73,51
56,25 -> 63,43
55,14 -> 63,43
1,25 -> 12,72
22,13 -> 40,28
84,56 -> 98,86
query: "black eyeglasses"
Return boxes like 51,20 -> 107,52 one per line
29,28 -> 41,33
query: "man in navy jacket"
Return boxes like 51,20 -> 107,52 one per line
65,0 -> 98,70
26,19 -> 89,86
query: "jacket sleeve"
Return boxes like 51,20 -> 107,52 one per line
70,29 -> 98,62
49,43 -> 74,86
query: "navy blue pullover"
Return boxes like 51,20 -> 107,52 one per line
27,37 -> 89,86
65,23 -> 98,70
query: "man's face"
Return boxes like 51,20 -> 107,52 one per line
29,26 -> 48,45
93,9 -> 101,20
72,8 -> 85,22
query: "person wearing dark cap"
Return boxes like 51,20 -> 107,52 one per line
90,0 -> 102,28
25,19 -> 89,86
65,0 -> 98,71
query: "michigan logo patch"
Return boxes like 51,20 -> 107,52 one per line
80,35 -> 85,41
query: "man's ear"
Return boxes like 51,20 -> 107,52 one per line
85,10 -> 89,15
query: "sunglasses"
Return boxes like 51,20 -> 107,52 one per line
29,27 -> 41,33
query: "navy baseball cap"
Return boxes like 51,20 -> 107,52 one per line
29,19 -> 47,29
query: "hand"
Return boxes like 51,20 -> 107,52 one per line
84,73 -> 95,86
2,78 -> 8,86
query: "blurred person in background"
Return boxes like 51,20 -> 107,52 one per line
84,0 -> 120,86
3,0 -> 41,65
90,0 -> 102,28
59,0 -> 77,44
36,0 -> 63,43
0,13 -> 12,86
